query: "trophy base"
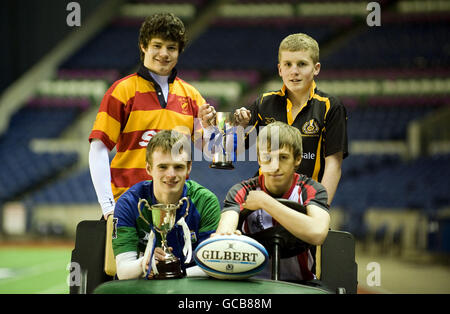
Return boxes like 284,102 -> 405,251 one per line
154,258 -> 184,280
210,162 -> 234,170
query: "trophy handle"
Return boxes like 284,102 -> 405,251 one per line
178,196 -> 190,218
137,198 -> 151,226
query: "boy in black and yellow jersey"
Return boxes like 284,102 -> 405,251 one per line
228,33 -> 348,205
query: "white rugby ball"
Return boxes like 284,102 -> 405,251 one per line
194,234 -> 268,280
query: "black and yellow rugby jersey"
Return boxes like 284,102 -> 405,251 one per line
247,81 -> 348,182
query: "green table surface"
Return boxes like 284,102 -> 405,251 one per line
94,276 -> 329,294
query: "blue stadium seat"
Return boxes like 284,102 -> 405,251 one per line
178,23 -> 337,74
322,20 -> 449,70
60,24 -> 140,73
0,107 -> 81,203
336,154 -> 450,213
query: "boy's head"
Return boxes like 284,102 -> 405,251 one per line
146,130 -> 192,197
277,33 -> 321,95
258,121 -> 303,162
278,33 -> 319,64
146,129 -> 191,167
139,13 -> 187,60
257,122 -> 303,194
138,13 -> 187,75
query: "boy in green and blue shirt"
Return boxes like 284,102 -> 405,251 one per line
112,130 -> 220,279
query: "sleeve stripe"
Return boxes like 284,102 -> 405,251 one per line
89,129 -> 117,151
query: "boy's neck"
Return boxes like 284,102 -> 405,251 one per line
153,189 -> 183,205
263,174 -> 296,198
287,85 -> 313,108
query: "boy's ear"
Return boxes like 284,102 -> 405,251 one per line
140,43 -> 147,54
186,161 -> 192,175
295,155 -> 302,168
314,62 -> 321,76
145,162 -> 152,176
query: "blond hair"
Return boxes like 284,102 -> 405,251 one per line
278,33 -> 320,64
258,121 -> 303,160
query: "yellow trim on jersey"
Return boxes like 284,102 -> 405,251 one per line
312,94 -> 331,118
286,98 -> 294,125
285,81 -> 317,125
261,89 -> 284,100
312,133 -> 323,181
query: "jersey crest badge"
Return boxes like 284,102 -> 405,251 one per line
301,119 -> 319,135
264,117 -> 276,125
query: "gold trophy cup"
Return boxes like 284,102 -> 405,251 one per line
138,197 -> 190,279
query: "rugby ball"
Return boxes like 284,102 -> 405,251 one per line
194,234 -> 268,280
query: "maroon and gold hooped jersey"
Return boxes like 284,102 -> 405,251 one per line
89,64 -> 205,200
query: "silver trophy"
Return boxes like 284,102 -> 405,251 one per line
210,112 -> 235,170
138,197 -> 190,279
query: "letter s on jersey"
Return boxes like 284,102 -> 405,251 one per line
139,130 -> 158,147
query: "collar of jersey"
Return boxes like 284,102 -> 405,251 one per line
145,180 -> 189,220
137,62 -> 177,85
258,172 -> 300,199
284,81 -> 317,125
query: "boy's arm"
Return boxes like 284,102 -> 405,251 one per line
215,211 -> 239,235
196,191 -> 221,242
112,195 -> 144,279
244,191 -> 330,246
89,139 -> 115,218
213,182 -> 247,236
320,151 -> 343,205
115,251 -> 144,279
322,99 -> 348,205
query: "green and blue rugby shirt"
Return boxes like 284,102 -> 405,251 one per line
112,179 -> 221,265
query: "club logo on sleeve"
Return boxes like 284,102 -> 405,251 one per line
301,119 -> 319,136
112,218 -> 118,239
190,231 -> 197,243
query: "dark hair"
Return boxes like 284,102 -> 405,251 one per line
138,13 -> 187,62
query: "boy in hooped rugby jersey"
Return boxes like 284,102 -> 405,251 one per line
215,121 -> 330,282
89,13 -> 208,219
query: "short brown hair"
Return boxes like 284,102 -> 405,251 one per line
278,33 -> 319,64
146,130 -> 191,166
258,121 -> 303,161
138,13 -> 187,62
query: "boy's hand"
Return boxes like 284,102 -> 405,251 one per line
233,107 -> 251,127
198,104 -> 216,127
143,247 -> 172,272
242,190 -> 269,210
210,230 -> 242,238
